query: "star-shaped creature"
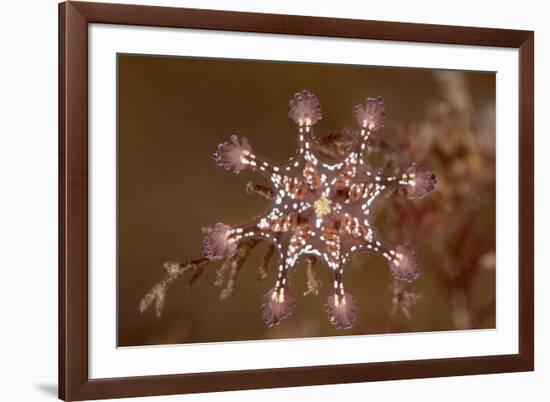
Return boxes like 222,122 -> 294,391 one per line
205,90 -> 437,329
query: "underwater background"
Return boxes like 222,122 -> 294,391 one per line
117,54 -> 496,346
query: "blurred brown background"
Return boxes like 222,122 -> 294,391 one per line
117,54 -> 496,347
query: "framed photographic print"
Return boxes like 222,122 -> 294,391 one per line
59,1 -> 534,400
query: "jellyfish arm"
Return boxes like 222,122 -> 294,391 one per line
213,134 -> 286,183
342,172 -> 435,283
345,96 -> 386,169
323,238 -> 358,330
364,234 -> 422,283
350,160 -> 438,207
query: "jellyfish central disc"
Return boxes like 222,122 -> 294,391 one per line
313,195 -> 332,218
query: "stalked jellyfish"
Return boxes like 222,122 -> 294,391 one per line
140,90 -> 437,329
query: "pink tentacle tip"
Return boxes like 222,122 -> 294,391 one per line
405,162 -> 437,199
202,223 -> 237,260
354,96 -> 386,131
288,90 -> 323,126
390,245 -> 420,282
325,292 -> 357,329
213,134 -> 252,174
262,288 -> 296,327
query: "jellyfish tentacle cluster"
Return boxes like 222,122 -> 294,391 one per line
205,90 -> 437,329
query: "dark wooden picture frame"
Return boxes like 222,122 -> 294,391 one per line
59,1 -> 534,400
